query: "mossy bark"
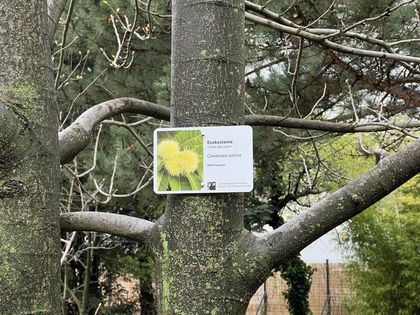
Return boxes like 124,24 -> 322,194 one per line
0,1 -> 61,313
154,1 -> 267,313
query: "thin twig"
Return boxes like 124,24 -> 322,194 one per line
101,120 -> 153,157
60,68 -> 108,129
77,125 -> 103,178
55,0 -> 77,89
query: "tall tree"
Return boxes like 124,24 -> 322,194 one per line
342,177 -> 420,314
0,1 -> 61,313
1,0 -> 420,313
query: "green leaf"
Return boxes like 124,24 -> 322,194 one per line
197,158 -> 204,179
157,158 -> 164,172
174,130 -> 203,152
157,170 -> 170,191
186,173 -> 203,191
169,176 -> 192,191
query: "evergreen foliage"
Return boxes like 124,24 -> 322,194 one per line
278,256 -> 314,315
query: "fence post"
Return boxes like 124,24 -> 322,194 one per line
326,259 -> 331,315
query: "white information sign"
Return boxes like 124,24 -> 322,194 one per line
153,126 -> 253,194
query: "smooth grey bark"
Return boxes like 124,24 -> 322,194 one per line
61,212 -> 157,247
59,97 -> 170,164
58,97 -> 420,164
153,0 -> 260,313
244,115 -> 420,132
0,1 -> 61,313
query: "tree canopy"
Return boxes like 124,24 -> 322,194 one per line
0,0 -> 419,313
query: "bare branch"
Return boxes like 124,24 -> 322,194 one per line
58,98 -> 420,164
100,0 -> 145,69
246,115 -> 420,133
47,0 -> 68,42
93,169 -> 153,199
66,285 -> 82,313
60,212 -> 157,247
245,57 -> 285,76
245,12 -> 420,64
256,138 -> 420,269
60,67 -> 108,128
305,0 -> 336,28
61,232 -> 76,265
59,97 -> 170,164
327,51 -> 420,109
76,125 -> 103,178
54,0 -> 76,89
320,0 -> 414,39
102,119 -> 154,157
389,38 -> 420,46
246,0 -> 419,73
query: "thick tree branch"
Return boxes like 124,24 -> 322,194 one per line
59,97 -> 170,164
59,98 -> 420,164
60,212 -> 157,248
47,0 -> 68,42
245,12 -> 420,64
256,138 -> 420,270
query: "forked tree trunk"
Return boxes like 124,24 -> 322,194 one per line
0,1 -> 61,313
154,1 -> 266,313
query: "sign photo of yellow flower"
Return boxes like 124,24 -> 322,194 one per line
156,129 -> 203,192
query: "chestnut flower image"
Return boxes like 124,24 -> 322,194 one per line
164,158 -> 183,176
178,150 -> 199,175
156,130 -> 203,192
158,142 -> 199,176
157,140 -> 180,160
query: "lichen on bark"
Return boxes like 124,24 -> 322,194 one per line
153,2 -> 265,312
0,1 -> 61,313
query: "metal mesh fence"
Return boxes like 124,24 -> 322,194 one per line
246,262 -> 352,315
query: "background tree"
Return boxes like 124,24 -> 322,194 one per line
341,176 -> 420,315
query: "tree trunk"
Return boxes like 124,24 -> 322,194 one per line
154,1 -> 264,313
0,1 -> 61,313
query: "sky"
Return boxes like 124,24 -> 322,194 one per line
300,228 -> 349,264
